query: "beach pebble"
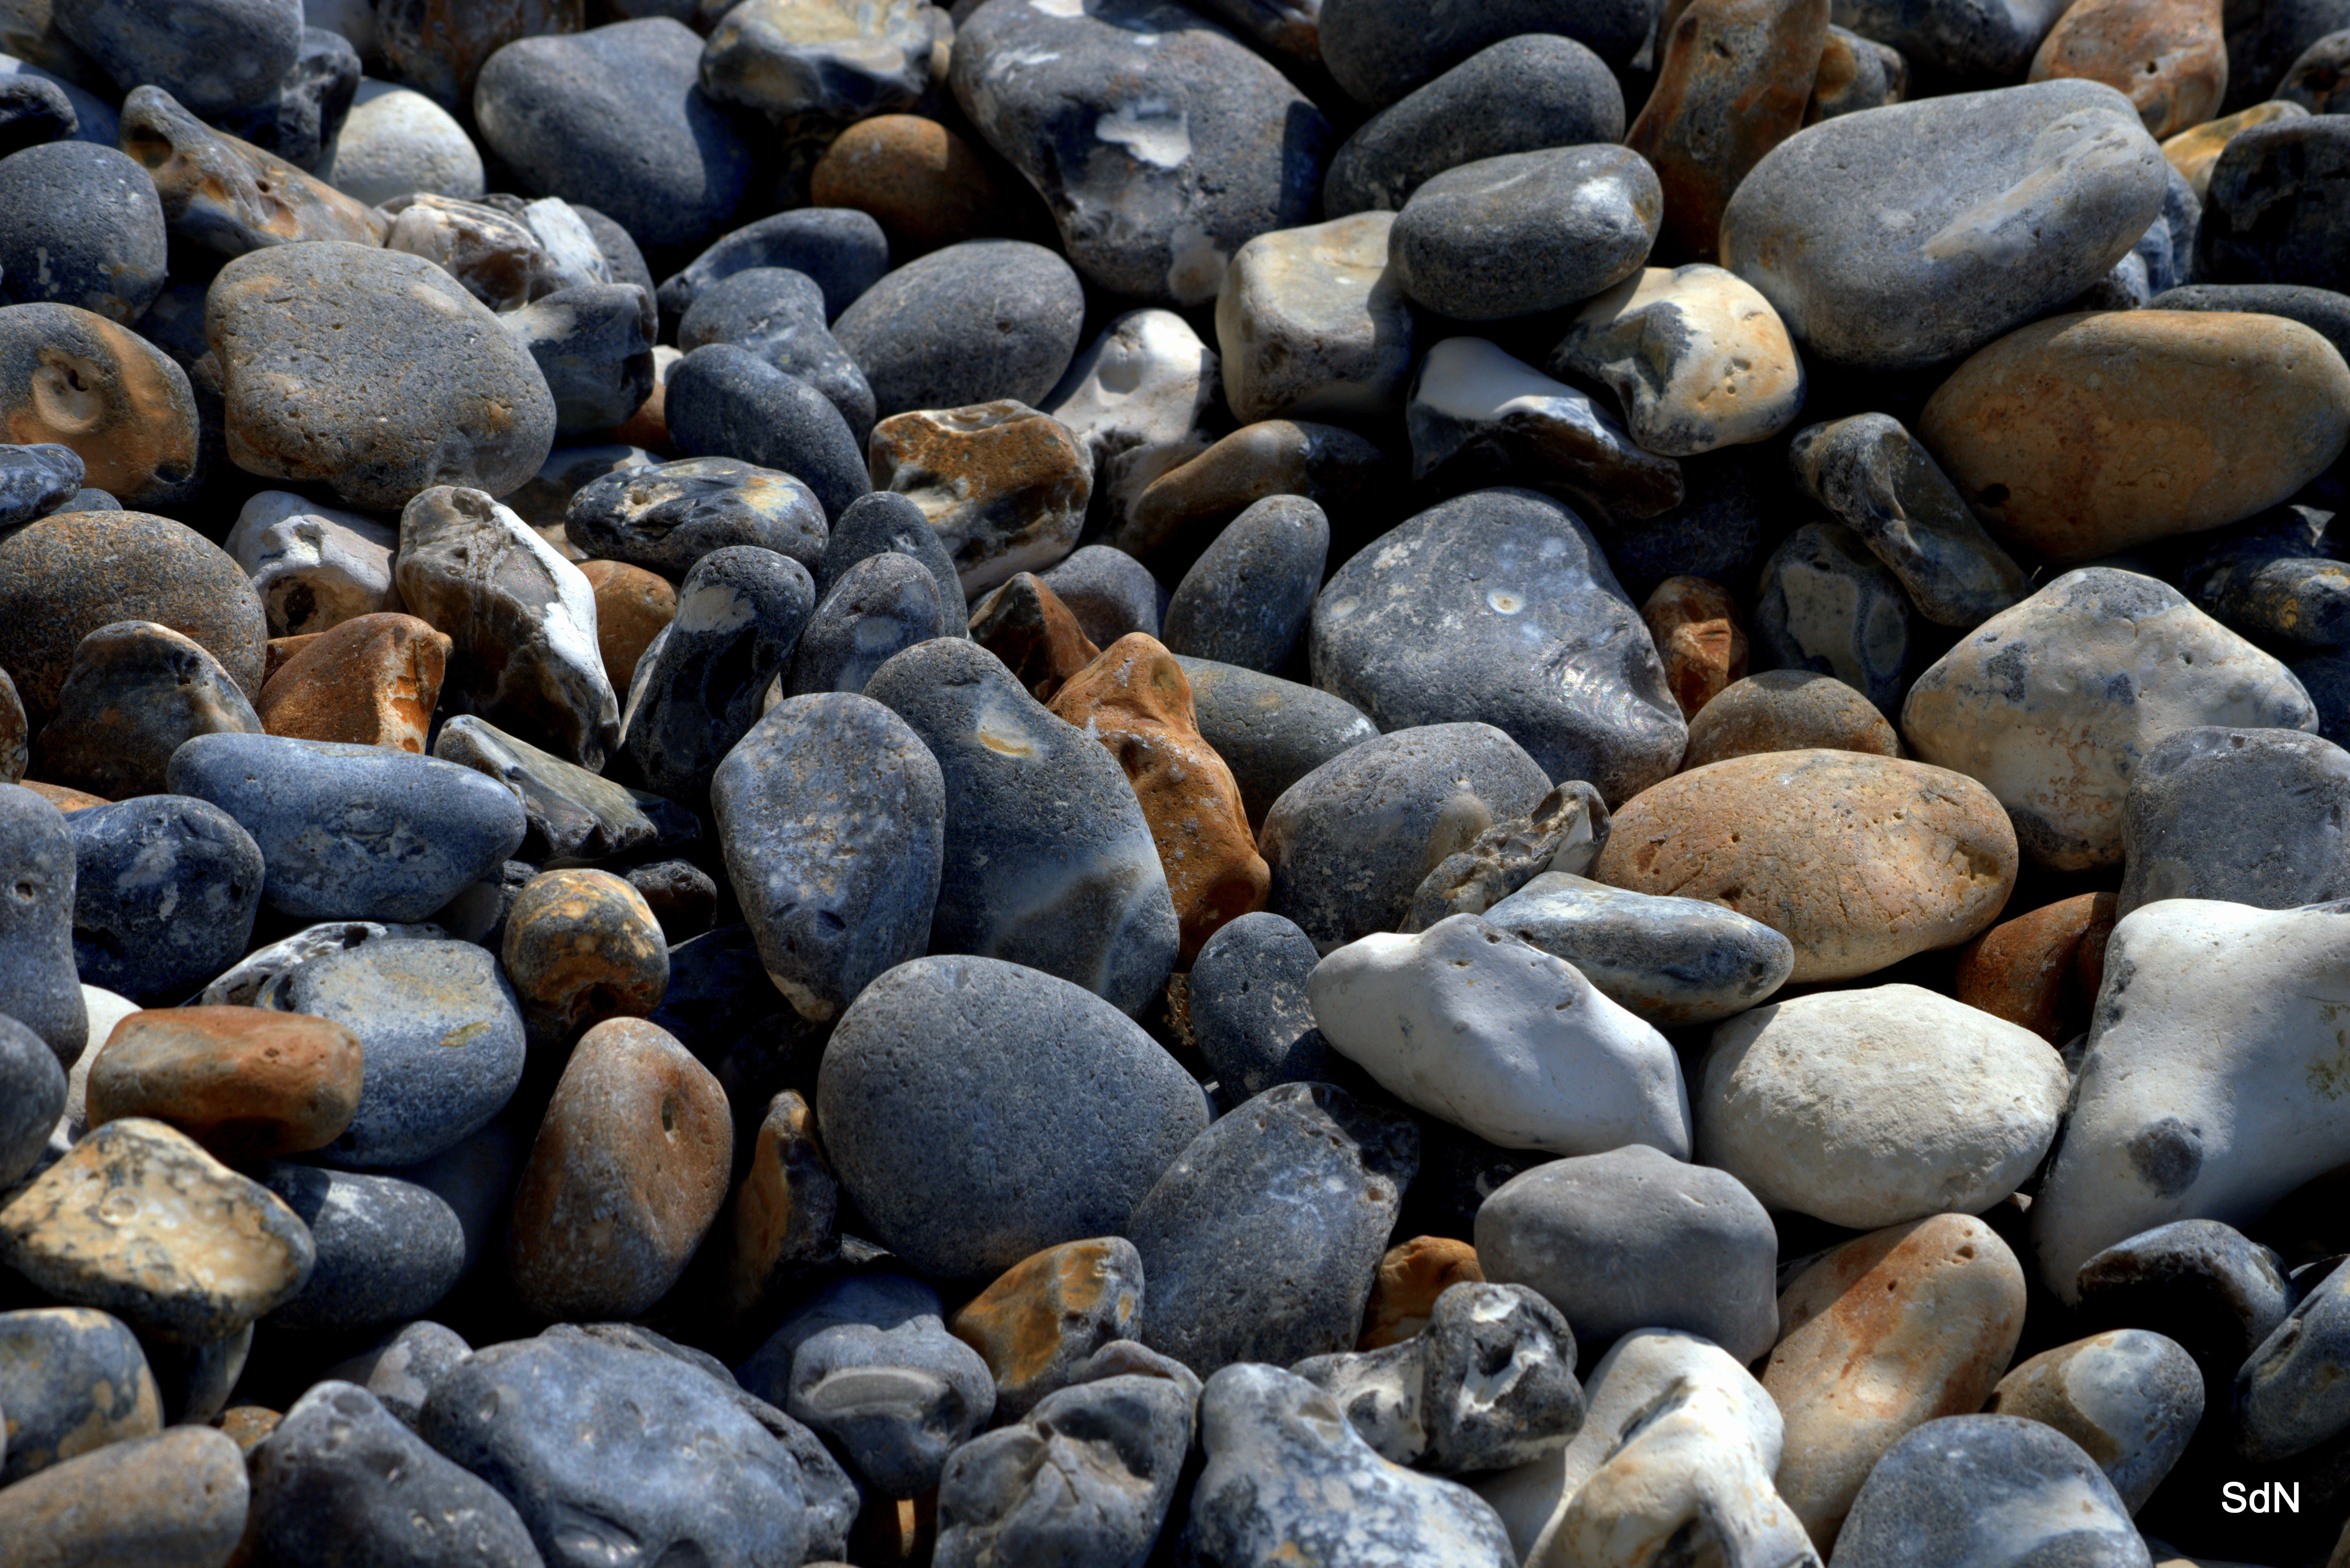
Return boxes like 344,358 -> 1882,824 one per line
1161,496 -> 1327,675
1406,338 -> 1685,516
1484,871 -> 1794,1026
664,344 -> 868,522
1556,265 -> 1806,458
2031,0 -> 2226,137
568,456 -> 827,580
1044,309 -> 1219,541
1177,658 -> 1380,826
678,265 -> 875,442
1639,576 -> 1748,718
1399,780 -> 1610,931
946,1237 -> 1146,1422
122,84 -> 382,255
33,621 -> 263,801
2118,725 -> 2350,915
502,283 -> 656,440
0,304 -> 198,510
0,787 -> 89,1063
225,493 -> 403,640
655,206 -> 889,328
0,1013 -> 64,1187
1320,0 -> 1652,102
256,1162 -> 465,1332
257,612 -> 448,753
59,0 -> 302,118
1042,546 -> 1165,645
435,715 -> 694,866
326,79 -> 485,206
715,1089 -> 840,1325
500,868 -> 669,1044
0,143 -> 165,325
1120,417 -> 1392,562
1832,1415 -> 2147,1567
1751,520 -> 1917,715
0,1425 -> 249,1568
85,1006 -> 360,1160
2198,115 -> 2350,291
578,558 -> 675,697
868,400 -> 1091,594
787,550 -> 944,696
0,1307 -> 162,1483
2235,1256 -> 2350,1463
1988,1328 -> 2203,1510
700,0 -> 936,122
934,1373 -> 1193,1568
1185,910 -> 1345,1100
965,573 -> 1099,702
620,545 -> 816,802
1214,213 -> 1412,426
832,240 -> 1086,418
817,489 -> 968,631
809,114 -> 1001,256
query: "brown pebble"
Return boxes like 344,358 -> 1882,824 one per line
1952,890 -> 2118,1045
578,558 -> 677,698
31,621 -> 263,800
506,1017 -> 731,1320
86,1007 -> 365,1162
262,634 -> 318,688
0,1425 -> 249,1568
811,114 -> 1000,254
966,571 -> 1100,703
255,612 -> 451,754
2161,99 -> 2306,197
868,401 -> 1092,596
1048,634 -> 1270,963
1117,418 -> 1392,563
121,84 -> 386,252
1358,1236 -> 1484,1350
212,1404 -> 281,1453
15,779 -> 105,812
1681,669 -> 1902,770
1641,575 -> 1748,718
0,303 -> 199,509
948,1236 -> 1144,1420
2029,0 -> 2227,139
500,869 -> 671,1047
717,1090 -> 840,1326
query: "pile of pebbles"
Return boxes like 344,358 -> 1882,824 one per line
6,0 -> 2350,1564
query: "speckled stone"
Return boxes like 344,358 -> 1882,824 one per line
1483,871 -> 1794,1025
868,400 -> 1091,595
320,1321 -> 472,1434
33,621 -> 263,800
58,0 -> 302,117
502,282 -> 656,440
500,868 -> 669,1045
0,142 -> 165,324
831,240 -> 1086,418
0,1424 -> 249,1568
381,193 -> 573,313
1593,749 -> 2017,983
2030,0 -> 2226,137
2177,500 -> 2350,650
224,492 -> 404,640
2074,1218 -> 2294,1401
508,1016 -> 729,1319
1176,658 -> 1380,827
1952,890 -> 2117,1045
0,304 -> 198,509
0,786 -> 84,1063
1833,1415 -> 2146,1567
948,1237 -> 1146,1422
0,443 -> 80,532
810,114 -> 1001,256
1901,569 -> 2320,871
2117,725 -> 2350,916
211,244 -> 554,510
702,0 -> 935,118
0,670 -> 21,785
63,794 -> 259,1005
85,1006 -> 359,1160
818,489 -> 969,634
1161,496 -> 1327,676
0,1307 -> 162,1484
2197,115 -> 2350,291
788,550 -> 944,697
865,637 -> 1179,1012
1390,146 -> 1658,322
1751,520 -> 1916,717
1184,910 -> 1345,1100
120,85 -> 383,255
0,1117 -> 312,1342
618,544 -> 815,803
1215,213 -> 1413,426
816,954 -> 1208,1281
256,1162 -> 464,1332
327,79 -> 486,205
1988,1329 -> 2202,1510
1399,780 -> 1610,932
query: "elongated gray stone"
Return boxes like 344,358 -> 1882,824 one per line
1483,872 -> 1793,1027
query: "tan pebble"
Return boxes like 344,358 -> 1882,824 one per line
577,558 -> 677,698
1681,669 -> 1899,769
717,1090 -> 839,1326
868,400 -> 1092,596
0,303 -> 199,508
811,114 -> 1000,254
86,1007 -> 364,1161
213,1404 -> 281,1453
1641,576 -> 1748,718
500,869 -> 670,1046
948,1236 -> 1144,1419
2030,0 -> 2227,139
966,572 -> 1100,703
1358,1236 -> 1483,1349
1952,890 -> 2117,1045
1115,418 -> 1392,563
0,1425 -> 249,1568
256,612 -> 450,753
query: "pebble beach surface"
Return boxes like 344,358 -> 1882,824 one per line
2,1 -> 2350,1565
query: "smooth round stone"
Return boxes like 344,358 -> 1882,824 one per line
2199,115 -> 2350,291
655,206 -> 890,328
58,0 -> 301,116
0,1117 -> 313,1342
1476,1144 -> 1776,1364
1161,495 -> 1327,675
225,492 -> 403,641
1120,416 -> 1391,562
473,19 -> 750,256
864,637 -> 1178,1012
1640,576 -> 1748,718
0,1013 -> 64,1187
1185,910 -> 1345,1100
948,0 -> 1326,306
677,265 -> 875,442
0,142 -> 165,324
2161,98 -> 2307,198
210,243 -> 556,511
1989,1329 -> 2202,1510
2032,0 -> 2226,137
0,1308 -> 162,1484
420,1334 -> 849,1568
1174,658 -> 1377,828
278,939 -> 526,1170
1719,80 -> 2167,371
1182,1365 -> 1517,1568
0,787 -> 82,1064
1320,0 -> 1650,102
947,1237 -> 1145,1421
1323,35 -> 1624,216
817,954 -> 1208,1281
1699,983 -> 2070,1229
259,613 -> 449,754
501,282 -> 657,440
169,733 -> 525,923
327,78 -> 485,205
1482,871 -> 1794,1026
2237,1257 -> 2350,1463
935,1372 -> 1192,1568
0,1425 -> 249,1568
1954,890 -> 2116,1045
700,0 -> 935,120
1553,265 -> 1804,458
0,74 -> 76,155
664,345 -> 867,522
1751,519 -> 1915,716
567,455 -> 826,580
1592,749 -> 2017,983
1763,1215 -> 2029,1550
2119,726 -> 2350,916
257,1163 -> 464,1332
1917,311 -> 2350,564
87,1007 -> 361,1160
739,1274 -> 996,1497
832,241 -> 1085,418
500,869 -> 669,1044
1389,147 -> 1658,323
809,114 -> 1001,255
1834,1415 -> 2145,1568
787,551 -> 942,696
34,621 -> 263,800
1901,569 -> 2319,871
509,1017 -> 729,1319
0,304 -> 197,509
1215,213 -> 1412,427
869,401 -> 1090,595
247,1380 -> 538,1568
817,489 -> 968,630
2075,1218 -> 2294,1395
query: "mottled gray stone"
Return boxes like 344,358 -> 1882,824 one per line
1161,496 -> 1326,675
65,795 -> 262,1005
1129,1081 -> 1416,1377
500,283 -> 655,440
256,1164 -> 465,1332
832,240 -> 1086,418
214,24 -> 360,173
864,637 -> 1177,1012
2199,115 -> 2350,291
2237,1257 -> 2350,1462
1827,0 -> 2068,82
1483,872 -> 1795,1026
57,0 -> 302,117
0,142 -> 166,324
949,0 -> 1328,306
1180,1364 -> 1517,1568
1175,658 -> 1378,827
619,545 -> 815,803
1319,0 -> 1652,102
433,715 -> 697,867
1400,782 -> 1610,934
815,954 -> 1209,1281
278,939 -> 526,1169
817,490 -> 968,632
655,207 -> 890,329
1988,1330 -> 2202,1511
788,552 -> 944,696
738,1274 -> 995,1497
1390,147 -> 1658,322
1833,1416 -> 2145,1568
678,265 -> 875,443
0,443 -> 80,530
0,1307 -> 159,1484
35,623 -> 262,802
1322,35 -> 1624,216
1720,80 -> 2167,371
2179,502 -> 2350,651
1405,339 -> 1684,516
1312,487 -> 1684,805
712,692 -> 943,1023
664,345 -> 868,522
2076,1220 -> 2297,1395
0,789 -> 90,1065
935,1374 -> 1193,1568
1186,911 -> 1344,1101
699,0 -> 936,122
566,455 -> 827,578
0,1013 -> 62,1188
322,1321 -> 473,1432
1476,1144 -> 1779,1365
2118,726 -> 2350,917
1043,546 -> 1165,646
1753,520 -> 1915,717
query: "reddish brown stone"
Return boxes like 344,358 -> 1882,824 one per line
16,779 -> 105,812
1117,418 -> 1392,562
868,401 -> 1092,595
499,868 -> 670,1046
811,114 -> 1000,254
966,572 -> 1100,703
1641,575 -> 1748,719
256,612 -> 451,753
717,1090 -> 839,1326
85,1008 -> 365,1161
1952,890 -> 2118,1045
1358,1236 -> 1484,1350
577,557 -> 677,698
0,666 -> 22,784
212,1404 -> 280,1453
0,304 -> 200,509
2030,0 -> 2227,139
262,634 -> 319,688
1049,634 -> 1270,963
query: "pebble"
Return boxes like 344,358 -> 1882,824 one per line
1916,309 -> 2350,563
257,1161 -> 465,1332
1185,909 -> 1345,1099
1214,213 -> 1412,427
1359,1236 -> 1484,1349
815,954 -> 1209,1280
63,794 -> 261,1004
677,266 -> 875,442
1175,658 -> 1380,826
934,1372 -> 1193,1568
831,240 -> 1085,418
1901,569 -> 2319,870
2176,499 -> 2350,650
1399,779 -> 1608,930
619,544 -> 815,803
0,304 -> 198,509
1321,0 -> 1651,101
1120,417 -> 1393,562
326,78 -> 484,206
868,400 -> 1091,594
1558,267 -> 1807,463
818,489 -> 969,630
0,669 -> 20,783
211,243 -> 555,512
34,620 -> 263,800
59,0 -> 302,117
1832,1415 -> 2147,1567
0,786 -> 85,1062
1751,519 -> 1917,715
700,0 -> 937,122
122,84 -> 382,255
788,550 -> 944,696
258,613 -> 449,754
2118,725 -> 2350,915
967,572 -> 1101,701
1698,983 -> 2070,1228
1592,748 -> 2017,982
508,1017 -> 729,1320
2161,99 -> 2306,196
0,142 -> 165,324
809,114 -> 1000,256
1988,1328 -> 2203,1510
1160,495 -> 1326,674
664,344 -> 869,523
655,205 -> 889,328
2198,115 -> 2350,290
0,443 -> 81,531
1406,338 -> 1684,514
1311,913 -> 1692,1157
275,938 -> 526,1169
85,1006 -> 360,1160
500,869 -> 669,1045
1953,890 -> 2117,1045
715,1088 -> 840,1325
948,0 -> 1326,305
1720,80 -> 2166,371
2236,1255 -> 2350,1463
1045,311 -> 1219,542
947,1236 -> 1145,1421
435,714 -> 695,866
196,918 -> 445,1008
504,282 -> 657,440
1390,147 -> 1659,323
1484,870 -> 1793,1025
0,1425 -> 249,1568
0,1307 -> 161,1483
1638,576 -> 1748,718
578,559 -> 677,696
1762,1215 -> 2026,1551
572,454 -> 827,578
0,1012 -> 63,1186
225,492 -> 404,641
2030,0 -> 2226,137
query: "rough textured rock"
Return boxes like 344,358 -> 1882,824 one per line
33,621 -> 262,800
499,868 -> 669,1044
1832,1415 -> 2148,1567
966,572 -> 1100,703
433,715 -> 692,866
0,1425 -> 250,1568
867,400 -> 1091,595
120,85 -> 383,255
2117,725 -> 2350,915
1045,309 -> 1219,541
933,1372 -> 1193,1568
948,1237 -> 1145,1421
1555,266 -> 1807,458
226,492 -> 404,641
1750,520 -> 1916,716
0,142 -> 166,325
1639,575 -> 1749,718
1405,339 -> 1685,518
1213,213 -> 1413,426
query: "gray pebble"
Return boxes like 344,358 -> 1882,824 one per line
1401,781 -> 1610,933
0,76 -> 75,156
619,545 -> 815,804
664,344 -> 869,522
0,1306 -> 159,1484
197,918 -> 449,1008
500,282 -> 656,440
566,455 -> 828,578
1833,1415 -> 2145,1568
1988,1329 -> 2202,1512
2179,502 -> 2350,650
678,265 -> 876,443
1826,0 -> 2067,83
2237,1257 -> 2350,1463
1390,147 -> 1659,322
0,443 -> 81,530
0,786 -> 85,1065
0,1013 -> 63,1188
2076,1219 -> 2295,1397
1040,545 -> 1165,645
1187,910 -> 1344,1101
1175,657 -> 1379,827
1161,495 -> 1327,674
2119,726 -> 2350,917
66,794 -> 263,1005
0,142 -> 166,324
255,1163 -> 466,1332
831,240 -> 1085,419
935,1374 -> 1194,1568
789,552 -> 944,696
817,489 -> 968,630
433,715 -> 699,868
2200,115 -> 2350,292
1752,520 -> 1915,717
58,0 -> 302,118
322,1321 -> 474,1432
1483,872 -> 1795,1027
655,207 -> 890,330
1319,0 -> 1652,101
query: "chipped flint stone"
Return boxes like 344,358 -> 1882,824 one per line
1400,781 -> 1610,934
1406,338 -> 1683,518
434,714 -> 698,867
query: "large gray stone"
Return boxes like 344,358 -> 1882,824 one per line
1175,658 -> 1379,826
1389,147 -> 1659,322
618,545 -> 814,803
830,241 -> 1085,419
2117,726 -> 2350,917
934,1373 -> 1194,1568
1831,1415 -> 2145,1568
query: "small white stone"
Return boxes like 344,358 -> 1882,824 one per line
329,79 -> 487,207
225,491 -> 404,638
1554,263 -> 1806,457
1045,308 -> 1217,532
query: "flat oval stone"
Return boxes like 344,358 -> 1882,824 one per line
1832,1415 -> 2145,1568
0,303 -> 198,509
2119,725 -> 2350,916
1917,310 -> 2350,563
1484,871 -> 1794,1025
1699,983 -> 2070,1229
0,1307 -> 162,1484
120,85 -> 384,255
1119,416 -> 1393,562
831,240 -> 1084,419
1592,749 -> 2017,983
868,400 -> 1091,595
1214,213 -> 1413,426
224,492 -> 403,640
86,1007 -> 362,1161
169,733 -> 526,923
0,1117 -> 313,1343
948,1237 -> 1146,1421
1719,80 -> 2167,371
1162,494 -> 1328,676
33,621 -> 263,800
815,954 -> 1208,1281
508,1017 -> 729,1319
2031,0 -> 2226,138
809,114 -> 1000,255
1390,147 -> 1659,322
1176,657 -> 1380,827
0,142 -> 166,324
256,1163 -> 465,1332
500,868 -> 669,1045
1900,568 -> 2319,871
1988,1329 -> 2202,1510
1762,1214 -> 2028,1552
64,794 -> 262,1005
258,612 -> 449,754
0,1425 -> 248,1568
0,786 -> 85,1063
948,0 -> 1328,305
